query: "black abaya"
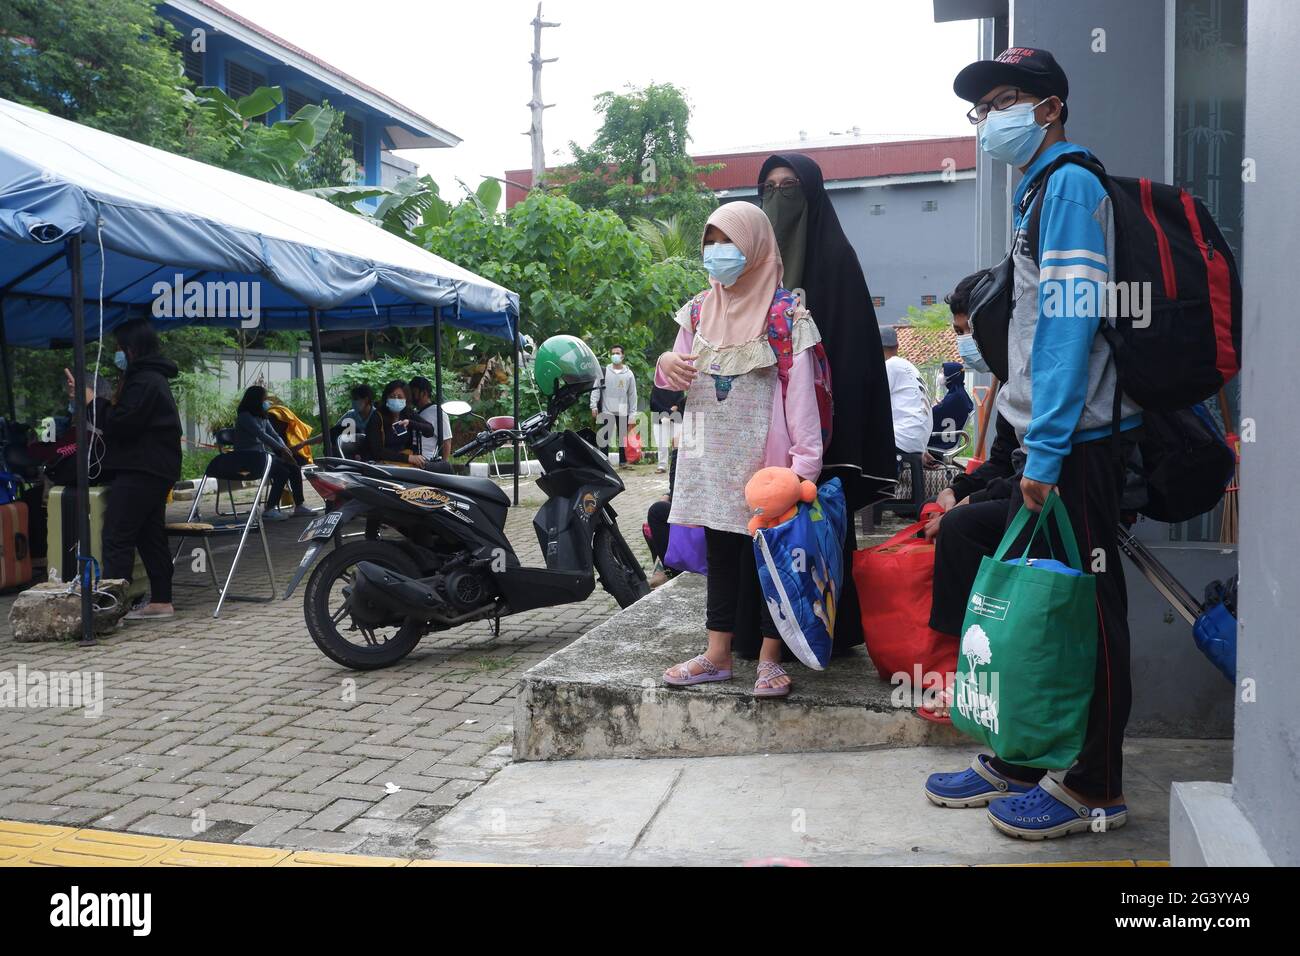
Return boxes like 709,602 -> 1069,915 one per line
734,154 -> 896,660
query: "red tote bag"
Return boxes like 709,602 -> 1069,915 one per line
851,520 -> 958,684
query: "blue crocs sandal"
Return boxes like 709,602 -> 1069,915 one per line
987,775 -> 1128,840
924,755 -> 1036,808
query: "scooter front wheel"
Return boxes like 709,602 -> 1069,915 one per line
304,541 -> 424,670
593,524 -> 650,609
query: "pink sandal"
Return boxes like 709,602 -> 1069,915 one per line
664,655 -> 733,687
754,661 -> 791,698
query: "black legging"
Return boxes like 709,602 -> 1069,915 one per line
267,459 -> 304,507
704,528 -> 776,638
647,500 -> 671,561
928,498 -> 1009,637
103,471 -> 173,604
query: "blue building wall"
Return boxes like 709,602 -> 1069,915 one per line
162,10 -> 387,187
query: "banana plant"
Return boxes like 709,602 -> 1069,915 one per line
194,85 -> 335,183
304,174 -> 452,237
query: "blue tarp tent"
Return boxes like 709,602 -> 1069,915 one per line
0,96 -> 524,642
0,96 -> 519,344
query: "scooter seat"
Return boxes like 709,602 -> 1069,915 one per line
379,465 -> 510,506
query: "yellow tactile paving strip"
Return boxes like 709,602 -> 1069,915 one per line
0,820 -> 505,867
1,820 -> 1167,867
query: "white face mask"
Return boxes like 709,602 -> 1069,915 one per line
611,353 -> 624,365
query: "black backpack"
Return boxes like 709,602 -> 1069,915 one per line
968,151 -> 1242,411
1132,405 -> 1235,523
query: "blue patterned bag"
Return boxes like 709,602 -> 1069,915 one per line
752,478 -> 846,670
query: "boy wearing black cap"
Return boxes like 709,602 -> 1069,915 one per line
924,48 -> 1141,840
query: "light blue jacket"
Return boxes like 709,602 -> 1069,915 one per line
999,141 -> 1141,484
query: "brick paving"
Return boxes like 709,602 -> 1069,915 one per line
0,463 -> 669,858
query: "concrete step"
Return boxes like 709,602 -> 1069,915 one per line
419,739 -> 1232,866
514,574 -> 964,761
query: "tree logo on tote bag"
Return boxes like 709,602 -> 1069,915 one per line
956,624 -> 1000,734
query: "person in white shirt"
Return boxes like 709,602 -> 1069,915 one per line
407,375 -> 453,472
880,326 -> 931,455
590,345 -> 638,466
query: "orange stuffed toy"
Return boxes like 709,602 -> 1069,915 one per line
745,466 -> 818,536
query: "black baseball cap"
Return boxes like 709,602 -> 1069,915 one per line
954,47 -> 1069,123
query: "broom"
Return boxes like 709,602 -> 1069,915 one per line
1218,388 -> 1239,545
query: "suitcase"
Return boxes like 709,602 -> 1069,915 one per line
0,500 -> 33,591
47,485 -> 148,600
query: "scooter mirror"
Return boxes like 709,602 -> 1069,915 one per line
442,400 -> 472,416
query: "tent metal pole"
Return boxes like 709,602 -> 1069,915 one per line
67,236 -> 95,646
512,323 -> 520,506
308,308 -> 334,457
433,311 -> 443,450
0,301 -> 15,420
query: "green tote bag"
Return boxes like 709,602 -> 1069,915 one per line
951,495 -> 1098,769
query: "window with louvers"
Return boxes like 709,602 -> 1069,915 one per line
343,114 -> 366,169
285,88 -> 312,117
225,61 -> 268,122
180,44 -> 204,86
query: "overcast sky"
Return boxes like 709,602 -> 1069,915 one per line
219,0 -> 979,196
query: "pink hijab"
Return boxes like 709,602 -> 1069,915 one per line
697,201 -> 784,349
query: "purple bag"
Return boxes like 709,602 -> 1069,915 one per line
664,524 -> 707,575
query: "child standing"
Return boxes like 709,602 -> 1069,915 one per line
657,202 -> 824,698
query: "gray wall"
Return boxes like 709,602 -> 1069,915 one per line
1234,0 -> 1300,866
1011,0 -> 1168,181
832,179 -> 978,324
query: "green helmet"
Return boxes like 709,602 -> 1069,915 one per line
533,334 -> 601,397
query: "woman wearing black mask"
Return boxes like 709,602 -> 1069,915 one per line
728,154 -> 897,659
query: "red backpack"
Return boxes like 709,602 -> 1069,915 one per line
1027,153 -> 1241,411
969,153 -> 1241,414
689,288 -> 833,446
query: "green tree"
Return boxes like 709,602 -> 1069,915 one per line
903,301 -> 954,331
0,0 -> 223,161
419,191 -> 705,383
630,215 -> 696,263
560,83 -> 719,244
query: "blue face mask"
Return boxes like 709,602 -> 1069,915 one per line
703,243 -> 747,287
956,333 -> 991,374
386,398 -> 405,414
113,350 -> 128,371
978,99 -> 1049,166
262,400 -> 272,411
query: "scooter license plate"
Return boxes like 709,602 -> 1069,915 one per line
298,511 -> 342,543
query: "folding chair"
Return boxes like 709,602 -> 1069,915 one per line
484,415 -> 531,478
166,449 -> 277,619
209,427 -> 244,517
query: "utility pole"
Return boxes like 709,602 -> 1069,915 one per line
526,2 -> 558,188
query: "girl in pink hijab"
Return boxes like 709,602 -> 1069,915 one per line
656,201 -> 824,698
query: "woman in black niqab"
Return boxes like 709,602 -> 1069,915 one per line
732,153 -> 897,660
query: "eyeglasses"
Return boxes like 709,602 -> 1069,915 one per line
761,179 -> 801,199
966,88 -> 1041,125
